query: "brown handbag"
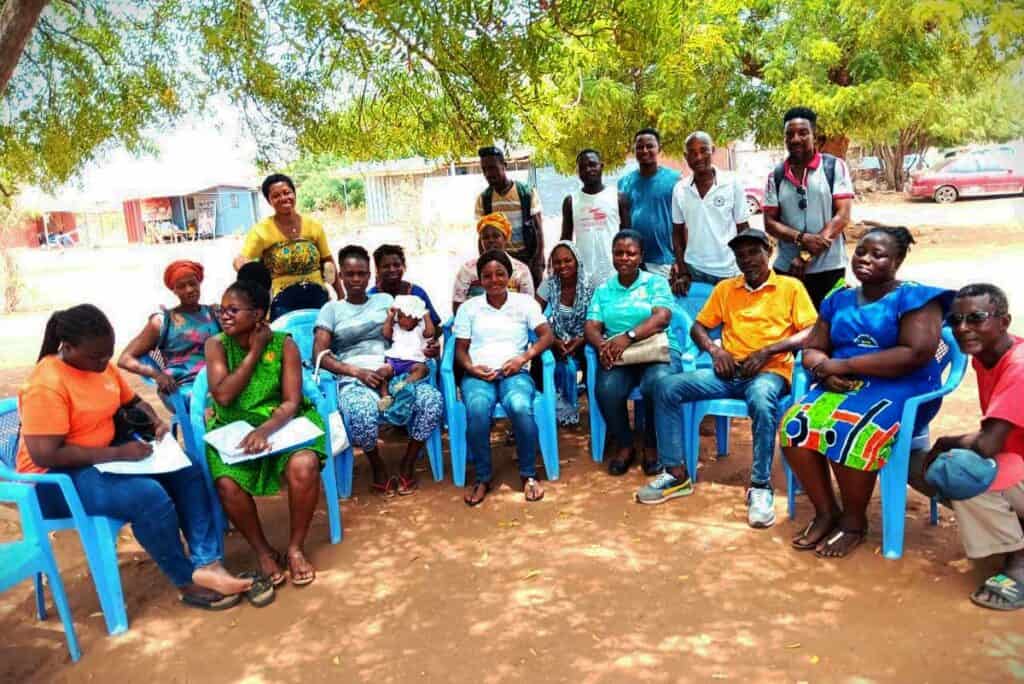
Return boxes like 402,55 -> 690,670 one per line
614,332 -> 671,366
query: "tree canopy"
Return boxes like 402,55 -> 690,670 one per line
1,0 -> 1022,194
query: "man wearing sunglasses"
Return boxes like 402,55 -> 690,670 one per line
763,107 -> 854,308
916,283 -> 1024,611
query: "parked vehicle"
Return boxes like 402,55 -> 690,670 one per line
907,153 -> 1024,204
744,186 -> 765,215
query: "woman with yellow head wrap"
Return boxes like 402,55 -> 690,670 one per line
451,212 -> 536,313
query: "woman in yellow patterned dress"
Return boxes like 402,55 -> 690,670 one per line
233,173 -> 344,321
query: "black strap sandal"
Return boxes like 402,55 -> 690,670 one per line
238,571 -> 276,608
464,480 -> 492,507
179,590 -> 243,611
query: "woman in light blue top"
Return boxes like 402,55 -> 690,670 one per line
584,230 -> 681,477
313,245 -> 443,497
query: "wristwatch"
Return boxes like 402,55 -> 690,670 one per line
626,329 -> 638,342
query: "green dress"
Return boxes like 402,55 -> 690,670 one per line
205,331 -> 326,495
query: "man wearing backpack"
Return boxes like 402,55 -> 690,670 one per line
476,146 -> 545,286
763,107 -> 854,308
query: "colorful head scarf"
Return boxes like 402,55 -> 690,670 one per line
543,240 -> 594,341
476,212 -> 512,241
163,260 -> 204,290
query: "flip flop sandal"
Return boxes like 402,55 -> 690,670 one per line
522,477 -> 545,503
464,480 -> 492,507
791,518 -> 838,551
397,474 -> 418,496
180,590 -> 243,611
814,527 -> 866,559
970,574 -> 1024,611
287,554 -> 316,587
371,476 -> 398,497
237,571 -> 276,608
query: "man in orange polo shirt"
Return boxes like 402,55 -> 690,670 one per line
637,229 -> 817,528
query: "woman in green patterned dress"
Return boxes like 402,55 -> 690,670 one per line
204,278 -> 327,586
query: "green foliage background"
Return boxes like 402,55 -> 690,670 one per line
2,0 -> 1022,192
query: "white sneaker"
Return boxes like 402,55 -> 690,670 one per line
746,487 -> 776,529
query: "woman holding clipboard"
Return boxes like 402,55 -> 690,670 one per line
204,277 -> 327,588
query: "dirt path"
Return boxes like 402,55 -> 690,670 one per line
2,208 -> 1023,683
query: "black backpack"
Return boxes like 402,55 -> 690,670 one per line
773,153 -> 837,197
481,180 -> 537,258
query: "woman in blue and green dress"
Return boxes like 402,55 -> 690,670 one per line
781,226 -> 954,559
204,278 -> 326,587
118,260 -> 220,408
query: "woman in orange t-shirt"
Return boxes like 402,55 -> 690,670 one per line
17,305 -> 259,610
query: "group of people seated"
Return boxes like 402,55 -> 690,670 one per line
12,117 -> 1024,615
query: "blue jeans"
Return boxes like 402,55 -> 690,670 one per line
655,368 -> 788,487
593,351 -> 682,451
461,371 -> 538,481
36,464 -> 221,587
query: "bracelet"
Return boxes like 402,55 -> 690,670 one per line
796,231 -> 805,246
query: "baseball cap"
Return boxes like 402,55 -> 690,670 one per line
925,449 -> 998,500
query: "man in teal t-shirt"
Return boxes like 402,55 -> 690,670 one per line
616,128 -> 681,279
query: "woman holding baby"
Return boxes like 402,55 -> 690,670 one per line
312,245 -> 443,496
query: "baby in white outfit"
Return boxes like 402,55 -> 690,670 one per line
380,294 -> 436,409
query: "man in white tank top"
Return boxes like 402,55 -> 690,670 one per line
561,149 -> 632,286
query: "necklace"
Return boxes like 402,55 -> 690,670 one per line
274,214 -> 301,240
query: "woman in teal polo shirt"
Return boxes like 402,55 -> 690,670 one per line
584,229 -> 681,476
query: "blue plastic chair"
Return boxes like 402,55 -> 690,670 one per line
187,368 -> 343,545
0,397 -> 131,635
540,304 -> 585,414
0,481 -> 82,662
584,299 -> 698,463
138,351 -> 197,456
679,345 -> 804,483
440,326 -> 559,487
783,326 -> 968,559
274,309 -> 445,497
270,308 -> 321,364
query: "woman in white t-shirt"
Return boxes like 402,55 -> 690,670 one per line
453,250 -> 554,506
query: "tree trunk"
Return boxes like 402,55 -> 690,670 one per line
819,134 -> 849,159
0,0 -> 49,96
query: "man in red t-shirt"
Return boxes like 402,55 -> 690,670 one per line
923,284 -> 1024,611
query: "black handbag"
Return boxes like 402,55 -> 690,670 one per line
113,405 -> 156,445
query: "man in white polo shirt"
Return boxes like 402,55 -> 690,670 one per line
670,131 -> 751,295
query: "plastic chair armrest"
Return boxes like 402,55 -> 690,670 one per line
0,469 -> 93,531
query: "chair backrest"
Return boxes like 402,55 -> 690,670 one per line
677,283 -> 714,324
270,309 -> 321,364
0,480 -> 44,543
138,352 -> 166,387
0,397 -> 20,471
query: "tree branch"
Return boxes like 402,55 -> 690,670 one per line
0,0 -> 51,96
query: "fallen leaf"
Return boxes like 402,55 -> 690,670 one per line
677,575 -> 690,581
785,642 -> 801,649
523,570 -> 542,581
809,655 -> 820,665
711,674 -> 728,680
332,656 -> 341,666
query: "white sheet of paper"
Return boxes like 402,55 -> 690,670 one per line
95,433 -> 192,475
204,417 -> 324,465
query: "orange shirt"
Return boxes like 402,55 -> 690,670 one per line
16,356 -> 136,474
695,271 -> 817,382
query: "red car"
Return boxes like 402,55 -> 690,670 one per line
744,186 -> 765,215
908,154 -> 1024,204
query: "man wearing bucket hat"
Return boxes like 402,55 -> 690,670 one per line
921,283 -> 1024,611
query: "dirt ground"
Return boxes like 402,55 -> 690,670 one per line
1,197 -> 1023,683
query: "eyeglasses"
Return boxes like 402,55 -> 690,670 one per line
219,306 -> 255,317
796,186 -> 807,211
946,311 -> 996,327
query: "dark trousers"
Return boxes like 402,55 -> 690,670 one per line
269,282 -> 329,321
774,267 -> 845,310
